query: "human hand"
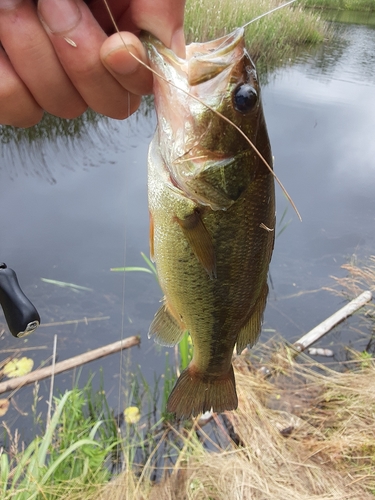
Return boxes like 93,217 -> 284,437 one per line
0,0 -> 185,127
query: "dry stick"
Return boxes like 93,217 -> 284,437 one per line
293,290 -> 372,352
257,290 -> 372,376
38,316 -> 110,328
0,336 -> 140,395
46,334 -> 57,428
0,346 -> 49,353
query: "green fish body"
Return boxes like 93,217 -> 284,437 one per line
144,29 -> 275,418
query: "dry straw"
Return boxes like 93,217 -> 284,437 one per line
92,248 -> 375,499
94,342 -> 375,499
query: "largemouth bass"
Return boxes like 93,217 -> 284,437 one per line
144,28 -> 275,419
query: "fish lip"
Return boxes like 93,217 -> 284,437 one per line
142,32 -> 185,65
143,27 -> 244,63
185,27 -> 245,62
142,28 -> 245,84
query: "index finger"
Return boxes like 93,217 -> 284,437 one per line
98,0 -> 186,96
88,0 -> 186,57
125,0 -> 186,58
38,0 -> 140,118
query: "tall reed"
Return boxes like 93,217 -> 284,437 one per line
302,0 -> 375,10
185,0 -> 326,70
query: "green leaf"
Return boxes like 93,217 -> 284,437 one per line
0,452 -> 9,494
41,278 -> 93,292
39,439 -> 101,489
110,266 -> 153,273
141,252 -> 157,276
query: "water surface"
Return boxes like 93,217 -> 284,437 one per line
0,19 -> 374,434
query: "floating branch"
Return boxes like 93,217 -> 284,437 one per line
38,316 -> 110,328
294,290 -> 372,352
257,291 -> 372,377
0,336 -> 140,395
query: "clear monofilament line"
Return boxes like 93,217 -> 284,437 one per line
242,0 -> 297,29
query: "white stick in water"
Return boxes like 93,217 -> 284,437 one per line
0,336 -> 140,395
294,290 -> 372,351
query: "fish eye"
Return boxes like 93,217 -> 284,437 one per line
233,84 -> 258,113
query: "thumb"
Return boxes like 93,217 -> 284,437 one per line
127,0 -> 186,58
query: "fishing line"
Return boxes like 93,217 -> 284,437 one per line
115,90 -> 132,446
242,0 -> 297,29
102,0 -> 301,221
213,0 -> 298,52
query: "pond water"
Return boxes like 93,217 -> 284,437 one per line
0,17 -> 374,436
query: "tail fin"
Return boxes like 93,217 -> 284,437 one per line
167,364 -> 238,419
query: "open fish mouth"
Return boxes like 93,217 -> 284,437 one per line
143,28 -> 260,209
143,28 -> 245,86
143,28 -> 244,93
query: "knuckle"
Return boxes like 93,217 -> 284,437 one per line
0,82 -> 43,128
46,101 -> 88,120
103,94 -> 141,120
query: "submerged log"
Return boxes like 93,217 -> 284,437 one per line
0,336 -> 140,395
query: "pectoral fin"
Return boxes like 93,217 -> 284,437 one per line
185,177 -> 234,210
148,302 -> 186,347
176,210 -> 216,279
236,283 -> 269,354
183,153 -> 252,210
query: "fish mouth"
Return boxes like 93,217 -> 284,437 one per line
143,28 -> 245,86
144,29 -> 251,209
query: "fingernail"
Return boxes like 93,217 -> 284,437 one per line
171,29 -> 186,59
38,0 -> 81,34
105,44 -> 140,76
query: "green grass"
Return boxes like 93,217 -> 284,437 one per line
301,0 -> 375,11
185,0 -> 327,71
0,109 -> 105,145
0,381 -> 119,499
111,252 -> 158,281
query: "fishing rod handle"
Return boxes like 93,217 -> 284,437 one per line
0,263 -> 40,338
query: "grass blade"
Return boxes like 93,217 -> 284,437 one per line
110,266 -> 153,273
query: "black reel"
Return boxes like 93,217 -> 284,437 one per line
0,263 -> 40,338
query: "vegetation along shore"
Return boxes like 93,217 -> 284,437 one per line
1,1 -> 374,499
302,0 -> 375,12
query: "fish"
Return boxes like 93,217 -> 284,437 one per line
143,27 -> 275,419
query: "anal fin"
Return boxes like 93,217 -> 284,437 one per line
236,283 -> 269,354
176,210 -> 216,279
148,302 -> 186,347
